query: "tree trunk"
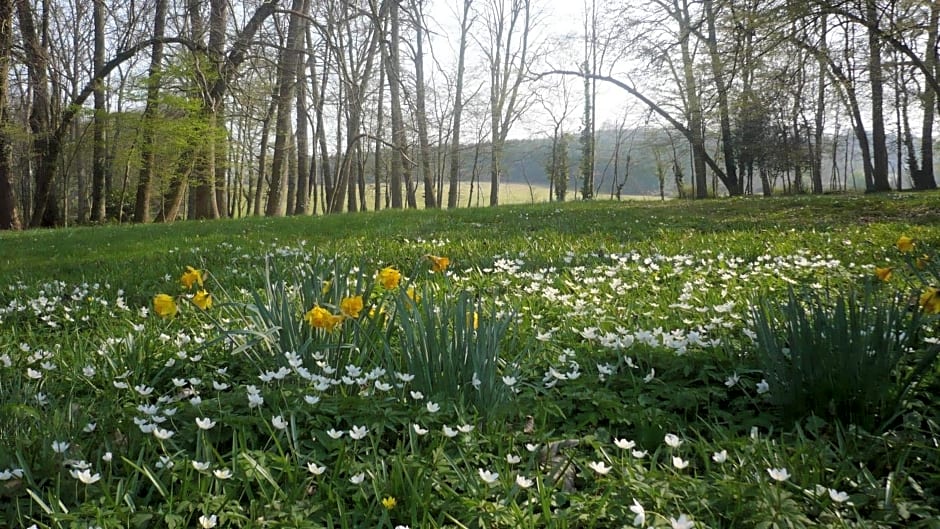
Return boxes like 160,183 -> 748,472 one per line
916,2 -> 939,190
412,0 -> 437,208
678,0 -> 707,198
386,0 -> 405,209
867,0 -> 890,191
0,0 -> 19,229
294,32 -> 310,215
90,0 -> 106,222
448,0 -> 472,208
133,0 -> 167,223
265,0 -> 307,217
703,0 -> 739,196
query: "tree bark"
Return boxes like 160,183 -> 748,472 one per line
90,0 -> 107,222
265,0 -> 307,217
867,0 -> 890,191
447,1 -> 472,208
0,0 -> 19,229
412,0 -> 437,208
133,0 -> 167,223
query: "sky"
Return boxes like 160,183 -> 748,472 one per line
423,0 -> 644,141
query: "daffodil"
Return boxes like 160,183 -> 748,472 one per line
874,266 -> 892,282
406,286 -> 421,302
377,266 -> 401,289
192,290 -> 212,310
897,235 -> 914,253
340,295 -> 364,318
919,287 -> 940,314
181,266 -> 204,289
153,294 -> 177,319
427,254 -> 450,273
304,305 -> 343,331
916,254 -> 930,270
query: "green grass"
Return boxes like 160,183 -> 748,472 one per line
1,192 -> 939,528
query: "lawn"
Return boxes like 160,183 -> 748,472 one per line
0,193 -> 938,528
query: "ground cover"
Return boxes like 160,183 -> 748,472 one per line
1,193 -> 938,528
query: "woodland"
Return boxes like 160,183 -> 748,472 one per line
0,0 -> 938,230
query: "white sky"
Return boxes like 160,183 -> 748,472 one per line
424,0 -> 644,141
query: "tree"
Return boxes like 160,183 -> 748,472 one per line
482,0 -> 534,206
133,0 -> 168,223
448,0 -> 474,208
0,0 -> 19,230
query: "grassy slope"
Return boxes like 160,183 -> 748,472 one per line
3,192 -> 939,287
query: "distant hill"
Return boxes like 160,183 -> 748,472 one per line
455,127 -> 938,197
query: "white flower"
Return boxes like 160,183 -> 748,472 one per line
213,468 -> 232,480
588,461 -> 612,475
410,390 -> 424,400
326,428 -> 344,439
102,452 -> 113,462
506,454 -> 521,464
0,470 -> 10,480
247,392 -> 264,408
828,488 -> 851,503
756,379 -> 770,394
375,381 -> 392,391
767,467 -> 790,482
153,428 -> 175,440
304,395 -> 320,405
272,415 -> 288,430
515,474 -> 533,489
502,375 -> 517,386
478,468 -> 499,484
664,433 -> 682,448
192,460 -> 211,471
307,462 -> 326,475
442,425 -> 459,438
712,450 -> 728,463
670,513 -> 694,529
614,438 -> 636,450
412,424 -> 429,435
212,381 -> 229,391
198,514 -> 218,528
83,422 -> 97,433
52,441 -> 70,453
155,456 -> 174,469
672,456 -> 689,469
643,368 -> 655,383
426,401 -> 440,413
630,499 -> 646,527
349,425 -> 368,440
631,449 -> 648,458
724,373 -> 739,387
457,424 -> 475,433
195,417 -> 217,430
71,469 -> 101,484
472,372 -> 482,389
134,384 -> 154,396
83,366 -> 96,377
349,472 -> 366,484
525,443 -> 539,452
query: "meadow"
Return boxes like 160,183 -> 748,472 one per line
0,193 -> 938,528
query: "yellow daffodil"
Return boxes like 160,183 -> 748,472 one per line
406,286 -> 421,303
920,287 -> 940,314
466,311 -> 479,330
321,280 -> 332,296
381,496 -> 397,510
192,290 -> 213,310
427,254 -> 450,273
916,254 -> 930,270
874,266 -> 892,282
153,294 -> 177,319
896,235 -> 914,253
181,266 -> 204,289
304,305 -> 343,331
377,266 -> 401,289
340,295 -> 364,318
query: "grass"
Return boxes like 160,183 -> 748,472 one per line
1,192 -> 939,528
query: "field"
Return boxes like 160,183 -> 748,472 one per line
1,193 -> 939,528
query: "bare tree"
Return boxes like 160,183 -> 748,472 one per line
0,0 -> 19,229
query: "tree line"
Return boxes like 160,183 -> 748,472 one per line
0,0 -> 936,230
